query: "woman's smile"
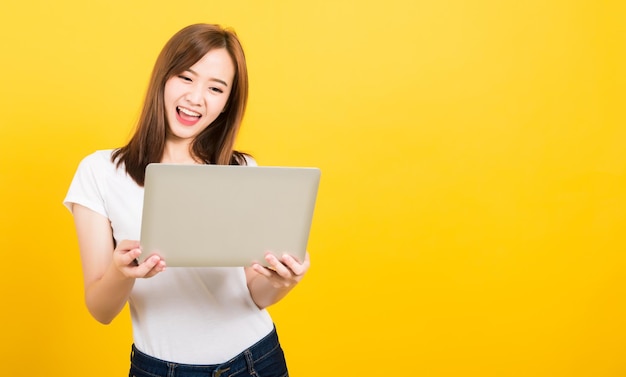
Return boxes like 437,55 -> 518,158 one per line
176,106 -> 202,126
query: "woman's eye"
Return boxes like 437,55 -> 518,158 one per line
209,87 -> 224,93
178,75 -> 192,82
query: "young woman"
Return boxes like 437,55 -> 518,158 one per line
64,23 -> 309,377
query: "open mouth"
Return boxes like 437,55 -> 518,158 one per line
176,106 -> 202,126
177,106 -> 202,119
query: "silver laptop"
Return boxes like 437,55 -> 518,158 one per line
139,163 -> 321,267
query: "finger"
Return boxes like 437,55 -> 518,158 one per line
265,253 -> 292,279
121,248 -> 142,265
132,255 -> 162,277
252,263 -> 274,278
254,266 -> 288,288
280,254 -> 308,276
144,260 -> 167,278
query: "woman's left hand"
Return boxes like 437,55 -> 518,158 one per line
251,251 -> 310,289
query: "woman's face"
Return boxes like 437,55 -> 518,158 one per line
163,48 -> 235,143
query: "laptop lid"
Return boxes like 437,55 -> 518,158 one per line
139,163 -> 321,267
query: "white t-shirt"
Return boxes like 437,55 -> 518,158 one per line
64,150 -> 273,364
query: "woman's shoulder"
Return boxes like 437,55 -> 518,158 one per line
76,149 -> 120,174
242,154 -> 257,166
80,149 -> 115,164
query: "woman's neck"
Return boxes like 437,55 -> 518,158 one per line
161,142 -> 199,164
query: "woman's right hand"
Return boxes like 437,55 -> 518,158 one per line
72,204 -> 166,323
113,240 -> 167,278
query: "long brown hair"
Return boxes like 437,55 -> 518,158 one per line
112,23 -> 250,186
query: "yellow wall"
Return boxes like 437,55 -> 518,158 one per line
1,1 -> 625,376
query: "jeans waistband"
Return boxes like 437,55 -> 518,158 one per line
130,327 -> 281,377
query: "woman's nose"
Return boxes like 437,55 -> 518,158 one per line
185,84 -> 203,105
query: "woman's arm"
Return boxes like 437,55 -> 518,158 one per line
245,252 -> 310,309
71,204 -> 165,324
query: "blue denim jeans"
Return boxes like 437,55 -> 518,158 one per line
129,327 -> 289,377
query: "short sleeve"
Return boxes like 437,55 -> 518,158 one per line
63,151 -> 110,218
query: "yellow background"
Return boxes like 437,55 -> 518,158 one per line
1,1 -> 625,376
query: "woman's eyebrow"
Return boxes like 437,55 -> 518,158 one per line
186,68 -> 229,87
